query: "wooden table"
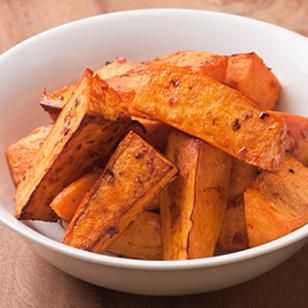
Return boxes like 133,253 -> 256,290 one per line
0,1 -> 307,307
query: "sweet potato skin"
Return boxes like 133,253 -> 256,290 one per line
161,130 -> 231,260
64,131 -> 177,252
108,211 -> 162,259
132,65 -> 287,170
15,69 -> 131,221
225,52 -> 281,110
6,125 -> 52,186
150,50 -> 227,82
244,155 -> 308,247
218,159 -> 257,252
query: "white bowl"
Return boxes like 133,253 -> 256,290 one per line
0,9 -> 307,296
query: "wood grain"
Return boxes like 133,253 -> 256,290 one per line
0,1 -> 307,307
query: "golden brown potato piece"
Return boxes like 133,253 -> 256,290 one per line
270,111 -> 308,167
50,168 -> 103,221
6,125 -> 52,186
161,130 -> 231,260
41,59 -> 144,120
108,211 -> 162,259
64,131 -> 177,252
151,50 -> 227,82
244,154 -> 308,247
218,159 -> 257,252
15,69 -> 131,221
133,65 -> 287,170
61,211 -> 162,260
225,53 -> 281,110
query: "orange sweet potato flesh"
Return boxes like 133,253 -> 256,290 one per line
270,111 -> 308,167
50,168 -> 102,221
15,69 -> 131,221
218,159 -> 257,252
6,125 -> 52,186
64,131 -> 177,252
225,52 -> 281,110
132,65 -> 287,170
108,211 -> 162,259
160,130 -> 231,260
151,50 -> 227,82
244,154 -> 308,247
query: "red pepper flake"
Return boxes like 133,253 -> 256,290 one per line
168,95 -> 178,105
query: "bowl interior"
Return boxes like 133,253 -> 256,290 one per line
0,9 -> 307,258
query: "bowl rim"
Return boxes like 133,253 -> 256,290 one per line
0,8 -> 307,271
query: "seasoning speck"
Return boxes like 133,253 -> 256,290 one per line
62,127 -> 70,136
105,60 -> 113,65
256,169 -> 262,176
135,151 -> 144,159
105,168 -> 114,177
288,168 -> 295,174
232,119 -> 241,131
259,112 -> 270,119
170,79 -> 180,87
58,95 -> 64,100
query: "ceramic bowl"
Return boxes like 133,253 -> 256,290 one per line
0,9 -> 307,295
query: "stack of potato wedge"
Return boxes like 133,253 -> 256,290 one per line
6,51 -> 308,260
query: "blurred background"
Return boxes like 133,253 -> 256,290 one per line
0,0 -> 307,53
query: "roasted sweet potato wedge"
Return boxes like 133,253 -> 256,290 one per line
270,111 -> 308,167
6,125 -> 52,186
151,50 -> 227,82
64,131 -> 177,252
244,154 -> 308,247
15,69 -> 131,221
225,52 -> 281,110
50,168 -> 103,221
61,211 -> 162,259
133,65 -> 287,170
108,211 -> 162,259
41,59 -> 145,120
160,130 -> 231,260
218,159 -> 257,252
